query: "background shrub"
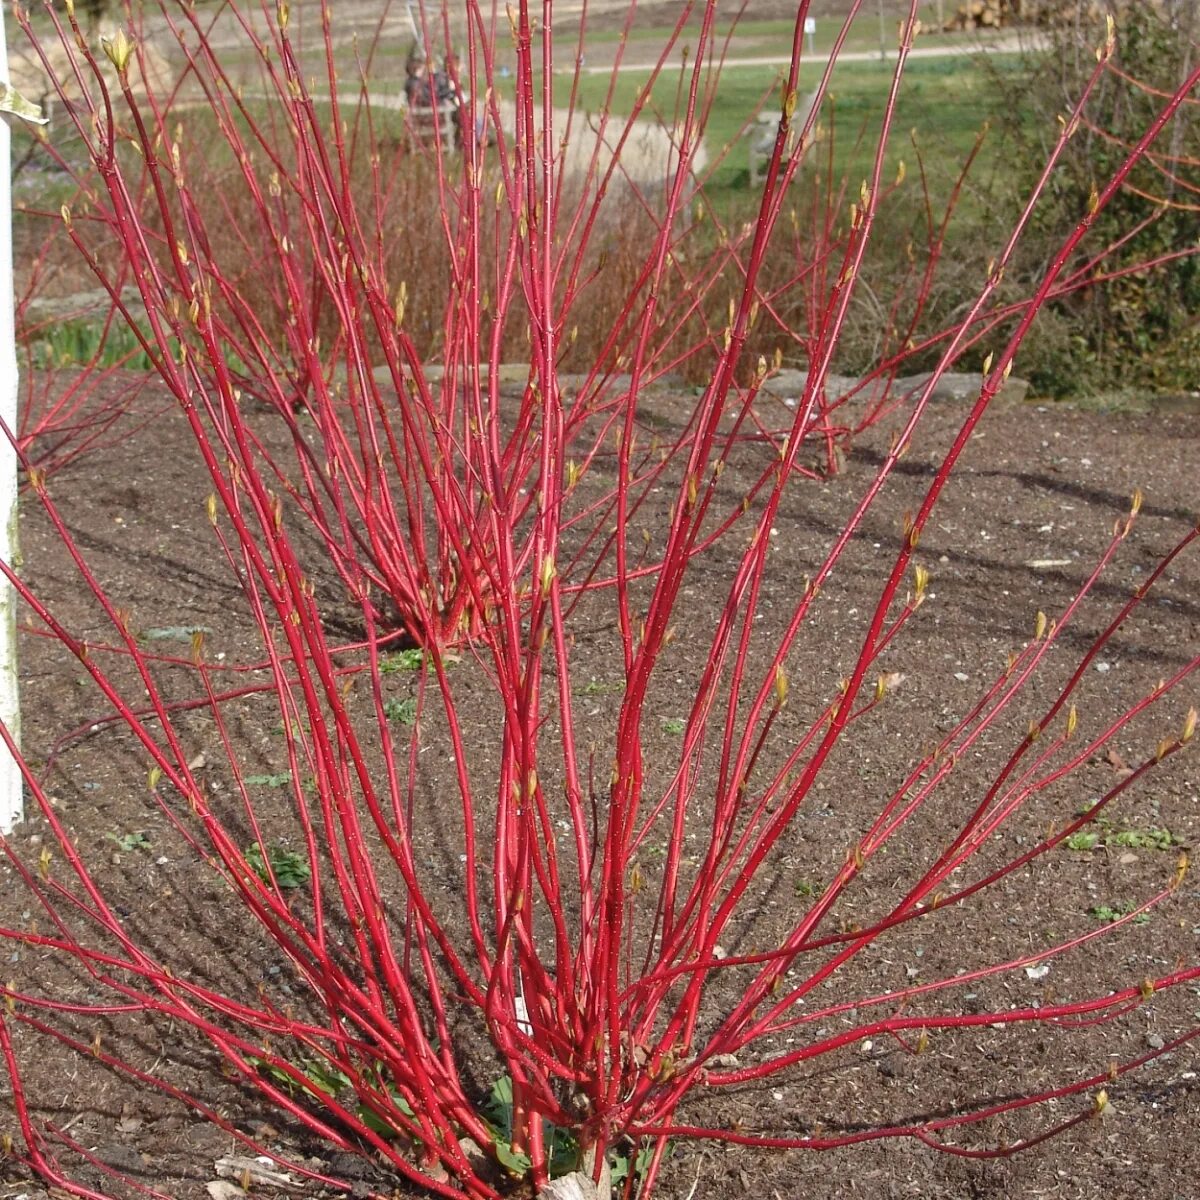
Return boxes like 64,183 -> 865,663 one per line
988,0 -> 1199,396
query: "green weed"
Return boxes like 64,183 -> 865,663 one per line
383,697 -> 418,726
379,648 -> 428,673
483,1073 -> 655,1184
245,842 -> 311,889
244,772 -> 292,788
580,679 -> 624,696
142,624 -> 213,642
107,831 -> 151,852
1089,902 -> 1150,925
1106,828 -> 1178,851
250,1055 -> 417,1137
1064,822 -> 1178,852
27,317 -> 155,371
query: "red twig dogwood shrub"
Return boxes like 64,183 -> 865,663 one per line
13,0 -> 1121,648
12,183 -> 163,481
1,2 -> 1198,1198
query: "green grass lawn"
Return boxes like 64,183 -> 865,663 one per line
556,6 -> 972,59
539,52 -> 1020,212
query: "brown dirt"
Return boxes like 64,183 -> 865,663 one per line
1,375 -> 1198,1200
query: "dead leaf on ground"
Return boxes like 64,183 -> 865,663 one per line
1105,747 -> 1134,778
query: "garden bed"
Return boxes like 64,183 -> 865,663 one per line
2,376 -> 1198,1199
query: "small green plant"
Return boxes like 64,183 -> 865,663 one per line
251,1055 -> 416,1135
580,679 -> 624,696
1106,827 -> 1178,851
661,717 -> 686,735
1089,902 -> 1151,925
27,317 -> 156,372
253,1055 -> 353,1101
1064,822 -> 1178,852
483,1074 -> 655,1184
141,624 -> 213,642
106,831 -> 151,852
245,842 -> 311,890
382,697 -> 418,726
244,772 -> 292,788
379,648 -> 428,673
794,878 -> 825,899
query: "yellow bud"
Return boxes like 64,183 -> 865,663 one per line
1139,978 -> 1154,1001
1034,610 -> 1047,641
1173,851 -> 1189,889
1093,1089 -> 1109,1115
982,352 -> 993,376
1098,13 -> 1116,60
1130,487 -> 1143,516
102,29 -> 135,75
206,493 -> 218,524
913,563 -> 929,600
1066,705 -> 1078,737
875,671 -> 903,701
540,554 -> 556,596
1183,708 -> 1197,743
148,766 -> 162,790
774,665 -> 788,708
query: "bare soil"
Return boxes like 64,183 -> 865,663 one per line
1,375 -> 1198,1200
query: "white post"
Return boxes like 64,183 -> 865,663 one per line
0,11 -> 23,831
